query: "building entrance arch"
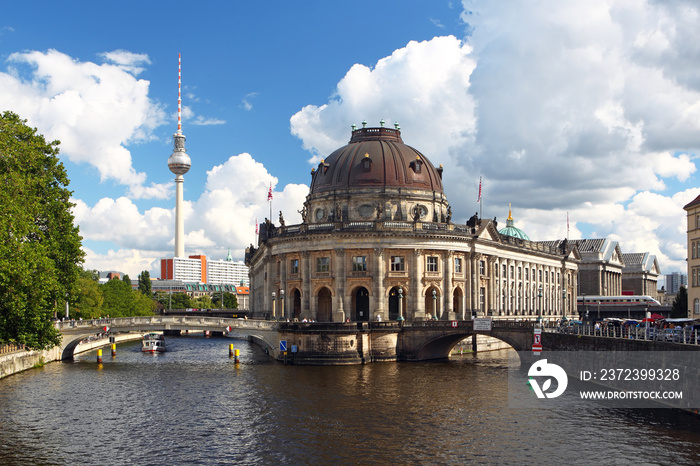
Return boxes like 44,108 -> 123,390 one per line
425,286 -> 441,319
388,286 -> 406,320
453,287 -> 463,319
352,287 -> 370,321
317,287 -> 332,322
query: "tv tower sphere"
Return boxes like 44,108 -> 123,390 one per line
168,133 -> 191,175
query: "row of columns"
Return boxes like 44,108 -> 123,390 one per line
259,248 -> 575,321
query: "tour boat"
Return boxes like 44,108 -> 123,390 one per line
141,333 -> 166,353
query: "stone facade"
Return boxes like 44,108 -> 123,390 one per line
247,126 -> 579,323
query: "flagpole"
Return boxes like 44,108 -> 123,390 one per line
477,176 -> 482,219
268,182 -> 273,223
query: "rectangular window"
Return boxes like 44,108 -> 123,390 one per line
518,267 -> 522,280
352,256 -> 367,272
495,263 -> 499,277
317,257 -> 330,273
390,256 -> 405,272
427,256 -> 439,272
479,260 -> 486,275
455,257 -> 462,273
510,265 -> 514,279
290,259 -> 299,274
525,268 -> 529,280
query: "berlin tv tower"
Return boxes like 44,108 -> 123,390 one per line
167,53 -> 191,258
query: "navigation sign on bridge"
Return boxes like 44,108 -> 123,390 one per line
533,328 -> 542,354
279,340 -> 287,352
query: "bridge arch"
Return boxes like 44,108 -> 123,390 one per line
399,324 -> 534,361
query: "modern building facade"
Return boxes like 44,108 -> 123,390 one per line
160,255 -> 207,283
246,124 -> 579,322
684,194 -> 700,317
664,271 -> 687,295
207,249 -> 249,285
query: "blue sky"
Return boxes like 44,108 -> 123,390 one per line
2,1 -> 699,284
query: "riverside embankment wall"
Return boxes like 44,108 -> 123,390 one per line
0,333 -> 143,379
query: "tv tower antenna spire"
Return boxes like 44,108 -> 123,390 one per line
168,53 -> 191,258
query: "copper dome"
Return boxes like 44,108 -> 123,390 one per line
309,126 -> 444,195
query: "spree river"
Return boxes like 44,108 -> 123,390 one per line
0,336 -> 698,465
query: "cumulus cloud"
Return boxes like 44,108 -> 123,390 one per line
99,50 -> 151,75
289,2 -> 700,275
83,247 -> 163,278
0,49 -> 169,199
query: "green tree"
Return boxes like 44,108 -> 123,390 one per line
0,112 -> 84,349
224,292 -> 238,309
122,274 -> 132,286
213,292 -> 238,309
101,279 -> 156,317
138,270 -> 152,296
192,295 -> 214,309
169,292 -> 192,310
73,269 -> 103,319
671,286 -> 688,318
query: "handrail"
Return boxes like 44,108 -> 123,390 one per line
544,324 -> 699,345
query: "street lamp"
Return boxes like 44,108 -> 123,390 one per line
271,290 -> 276,319
562,290 -> 567,320
537,285 -> 543,326
432,289 -> 437,320
397,288 -> 405,322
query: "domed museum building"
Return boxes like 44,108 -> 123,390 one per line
246,123 -> 580,322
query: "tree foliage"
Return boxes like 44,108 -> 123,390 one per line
138,270 -> 152,296
671,286 -> 688,318
213,292 -> 238,309
73,269 -> 103,319
0,112 -> 84,349
157,292 -> 192,310
101,278 -> 155,317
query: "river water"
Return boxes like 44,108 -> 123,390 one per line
0,335 -> 698,465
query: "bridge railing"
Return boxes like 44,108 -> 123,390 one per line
545,324 -> 700,345
55,316 -> 279,332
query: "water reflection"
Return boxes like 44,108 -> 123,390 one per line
0,336 -> 697,465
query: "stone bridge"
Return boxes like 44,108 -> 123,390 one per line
397,320 -> 534,361
56,316 -> 279,360
57,317 -> 535,363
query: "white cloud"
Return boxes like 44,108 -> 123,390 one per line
290,35 -> 476,165
0,49 -> 169,199
83,246 -> 162,279
99,50 -> 151,76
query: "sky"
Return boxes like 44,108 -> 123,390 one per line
2,1 -> 700,286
